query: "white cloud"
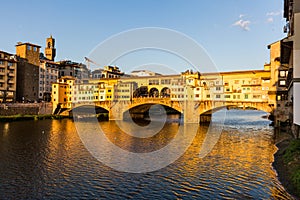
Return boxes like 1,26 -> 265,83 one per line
267,17 -> 274,23
233,19 -> 251,31
239,14 -> 245,18
266,11 -> 282,16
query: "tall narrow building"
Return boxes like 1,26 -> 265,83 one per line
45,35 -> 56,61
15,42 -> 41,102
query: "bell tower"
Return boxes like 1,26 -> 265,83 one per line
45,35 -> 56,61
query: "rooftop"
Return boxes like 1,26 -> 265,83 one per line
15,42 -> 41,48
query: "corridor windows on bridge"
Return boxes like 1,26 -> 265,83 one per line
233,95 -> 241,100
161,79 -> 171,84
149,79 -> 159,85
253,95 -> 261,99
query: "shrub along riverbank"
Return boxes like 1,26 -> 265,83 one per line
273,137 -> 300,199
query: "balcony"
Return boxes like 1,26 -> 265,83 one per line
8,65 -> 15,70
8,86 -> 16,91
8,79 -> 14,84
8,72 -> 15,77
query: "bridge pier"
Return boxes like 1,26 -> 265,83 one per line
109,102 -> 124,120
183,101 -> 200,123
199,113 -> 212,124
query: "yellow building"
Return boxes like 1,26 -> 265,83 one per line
52,76 -> 75,114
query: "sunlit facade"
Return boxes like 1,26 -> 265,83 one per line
0,51 -> 17,102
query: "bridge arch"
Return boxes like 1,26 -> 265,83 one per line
123,102 -> 182,120
69,104 -> 109,119
199,104 -> 272,116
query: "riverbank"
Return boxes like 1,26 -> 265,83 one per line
0,114 -> 66,122
273,131 -> 300,199
0,113 -> 109,122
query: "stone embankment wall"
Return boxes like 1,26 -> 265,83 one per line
0,103 -> 53,116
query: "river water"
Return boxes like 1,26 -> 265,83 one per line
0,109 -> 294,199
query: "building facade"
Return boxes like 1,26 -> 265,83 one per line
51,68 -> 274,116
281,0 -> 300,137
39,59 -> 59,101
15,43 -> 41,102
57,60 -> 89,81
52,76 -> 75,114
0,51 -> 17,102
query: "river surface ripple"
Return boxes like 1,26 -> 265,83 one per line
0,110 -> 294,199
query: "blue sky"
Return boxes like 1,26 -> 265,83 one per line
0,0 -> 286,73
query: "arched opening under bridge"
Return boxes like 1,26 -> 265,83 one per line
123,103 -> 182,125
199,105 -> 272,125
70,105 -> 109,121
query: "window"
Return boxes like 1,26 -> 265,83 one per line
225,95 -> 230,98
279,80 -> 286,86
195,94 -> 200,98
161,79 -> 171,84
277,95 -> 281,101
279,71 -> 287,78
149,79 -> 159,85
216,94 -> 221,98
216,86 -> 221,91
27,45 -> 31,50
244,94 -> 249,99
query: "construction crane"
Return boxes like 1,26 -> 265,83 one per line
84,57 -> 101,70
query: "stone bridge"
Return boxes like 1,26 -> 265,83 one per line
70,97 -> 273,123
